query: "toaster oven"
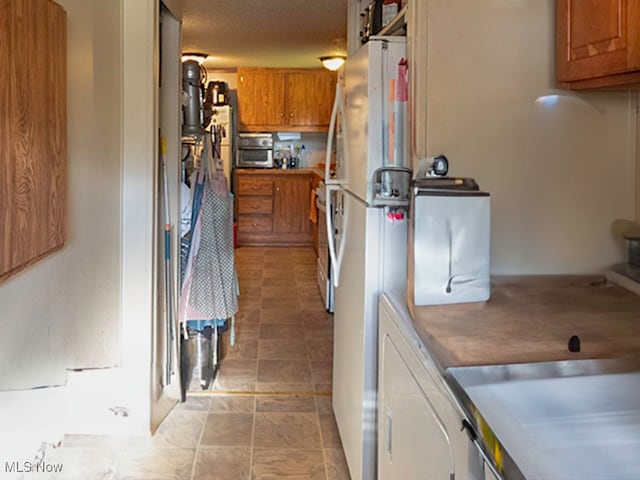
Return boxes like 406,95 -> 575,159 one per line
236,133 -> 274,168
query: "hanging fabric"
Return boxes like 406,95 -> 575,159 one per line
178,132 -> 238,327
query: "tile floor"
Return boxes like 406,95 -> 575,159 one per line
23,247 -> 350,480
211,247 -> 334,395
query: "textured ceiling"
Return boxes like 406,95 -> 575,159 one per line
182,0 -> 348,70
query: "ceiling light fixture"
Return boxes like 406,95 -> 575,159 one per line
319,55 -> 346,71
182,52 -> 208,64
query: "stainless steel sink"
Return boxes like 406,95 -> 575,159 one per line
446,358 -> 640,480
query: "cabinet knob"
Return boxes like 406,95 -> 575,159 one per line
276,187 -> 280,192
280,112 -> 285,118
289,112 -> 294,118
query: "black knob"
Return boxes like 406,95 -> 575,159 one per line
568,335 -> 581,353
431,155 -> 449,176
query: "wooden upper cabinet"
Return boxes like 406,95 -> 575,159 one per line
0,0 -> 67,283
237,69 -> 286,129
237,68 -> 337,132
557,0 -> 640,89
286,70 -> 336,128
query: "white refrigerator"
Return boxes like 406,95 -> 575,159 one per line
325,37 -> 408,480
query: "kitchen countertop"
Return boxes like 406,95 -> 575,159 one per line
408,275 -> 640,370
235,167 -> 324,180
385,277 -> 640,479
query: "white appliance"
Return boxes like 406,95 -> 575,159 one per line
408,177 -> 491,306
235,133 -> 274,169
209,105 -> 233,181
316,182 -> 335,313
325,37 -> 408,480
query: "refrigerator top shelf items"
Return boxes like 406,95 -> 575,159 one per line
360,1 -> 407,46
378,3 -> 408,37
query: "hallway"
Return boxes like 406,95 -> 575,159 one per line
213,246 -> 334,394
29,247 -> 350,479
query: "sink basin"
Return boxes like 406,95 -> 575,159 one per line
447,358 -> 640,479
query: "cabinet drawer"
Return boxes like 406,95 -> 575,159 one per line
238,215 -> 272,233
237,177 -> 273,196
238,197 -> 273,215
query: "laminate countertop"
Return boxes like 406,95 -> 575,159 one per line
235,168 -> 323,179
407,276 -> 640,370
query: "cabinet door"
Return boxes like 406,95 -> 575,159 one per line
0,0 -> 67,282
557,0 -> 640,82
237,69 -> 286,129
237,197 -> 273,215
379,334 -> 456,480
237,215 -> 272,235
236,176 -> 273,196
273,175 -> 312,235
286,70 -> 336,128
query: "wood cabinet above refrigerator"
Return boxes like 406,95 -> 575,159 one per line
237,68 -> 336,132
556,0 -> 640,90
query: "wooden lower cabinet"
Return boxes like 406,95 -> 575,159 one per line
236,171 -> 313,246
273,176 -> 311,235
238,215 -> 272,235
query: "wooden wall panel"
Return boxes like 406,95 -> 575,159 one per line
0,0 -> 12,275
0,0 -> 66,282
45,0 -> 67,253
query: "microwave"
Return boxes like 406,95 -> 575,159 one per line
236,133 -> 274,168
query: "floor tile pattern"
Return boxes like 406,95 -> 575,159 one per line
208,247 -> 336,396
28,248 -> 350,479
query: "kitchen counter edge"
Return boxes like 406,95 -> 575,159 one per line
235,168 -> 324,180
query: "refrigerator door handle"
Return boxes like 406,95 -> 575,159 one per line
325,82 -> 345,186
326,185 -> 339,286
326,186 -> 347,288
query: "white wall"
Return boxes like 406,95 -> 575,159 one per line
274,132 -> 327,168
0,0 -> 122,390
412,0 -> 637,274
0,0 -> 184,447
